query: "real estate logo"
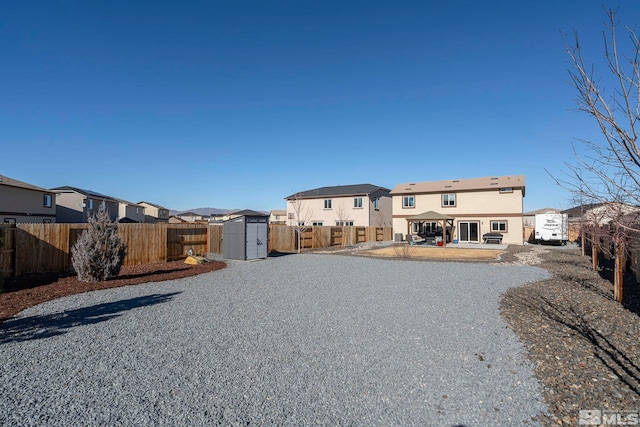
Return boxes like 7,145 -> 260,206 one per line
579,409 -> 640,425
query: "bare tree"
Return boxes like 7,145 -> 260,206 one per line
287,192 -> 313,253
551,9 -> 640,302
334,200 -> 351,248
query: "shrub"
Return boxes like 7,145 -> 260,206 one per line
71,204 -> 126,282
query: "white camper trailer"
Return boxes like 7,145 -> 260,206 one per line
534,213 -> 568,244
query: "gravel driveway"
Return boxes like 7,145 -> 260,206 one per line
0,254 -> 550,426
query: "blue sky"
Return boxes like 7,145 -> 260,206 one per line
2,1 -> 638,212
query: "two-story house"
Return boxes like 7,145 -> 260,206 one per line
285,184 -> 392,227
52,186 -> 119,223
0,175 -> 56,223
139,201 -> 170,223
390,175 -> 525,245
115,198 -> 145,223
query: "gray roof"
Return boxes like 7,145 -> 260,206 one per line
285,184 -> 391,200
0,175 -> 49,192
230,209 -> 269,217
51,186 -> 117,201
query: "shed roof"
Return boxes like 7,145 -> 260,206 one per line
230,209 -> 269,217
390,175 -> 525,195
407,211 -> 455,221
285,183 -> 390,200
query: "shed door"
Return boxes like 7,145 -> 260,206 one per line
246,222 -> 267,259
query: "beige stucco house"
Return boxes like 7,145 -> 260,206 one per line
52,186 -> 119,223
0,175 -> 56,223
269,210 -> 287,224
285,184 -> 392,227
115,198 -> 145,223
139,201 -> 170,223
391,175 -> 525,245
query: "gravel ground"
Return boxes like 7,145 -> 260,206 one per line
500,244 -> 640,426
0,254 -> 551,426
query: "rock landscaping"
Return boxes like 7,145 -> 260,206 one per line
499,245 -> 640,426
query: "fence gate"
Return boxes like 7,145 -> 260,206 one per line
0,225 -> 16,277
167,226 -> 208,261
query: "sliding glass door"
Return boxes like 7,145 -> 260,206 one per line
458,221 -> 479,242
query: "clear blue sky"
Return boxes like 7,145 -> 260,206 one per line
2,1 -> 638,212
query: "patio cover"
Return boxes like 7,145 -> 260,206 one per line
407,211 -> 455,247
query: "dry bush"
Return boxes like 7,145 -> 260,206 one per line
71,205 -> 126,282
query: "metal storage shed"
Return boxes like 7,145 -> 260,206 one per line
223,210 -> 269,260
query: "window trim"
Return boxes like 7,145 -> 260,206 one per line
312,221 -> 323,226
43,193 -> 53,208
402,195 -> 415,209
374,197 -> 380,210
490,220 -> 508,232
323,199 -> 332,209
442,193 -> 456,207
4,218 -> 16,224
353,197 -> 363,209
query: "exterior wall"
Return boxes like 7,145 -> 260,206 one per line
287,194 -> 389,227
119,203 -> 145,223
139,202 -> 169,223
392,188 -> 524,245
0,185 -> 56,223
56,192 -> 119,223
369,193 -> 393,227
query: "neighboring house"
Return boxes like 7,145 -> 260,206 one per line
285,184 -> 392,227
562,202 -> 640,226
52,186 -> 119,223
523,207 -> 560,227
0,175 -> 57,223
174,211 -> 209,223
269,209 -> 287,224
390,175 -> 526,245
115,198 -> 145,223
139,201 -> 170,223
168,215 -> 187,224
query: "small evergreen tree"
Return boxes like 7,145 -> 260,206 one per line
71,204 -> 125,282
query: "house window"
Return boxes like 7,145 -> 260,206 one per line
43,194 -> 52,208
312,221 -> 323,226
499,187 -> 513,193
336,221 -> 354,226
412,222 -> 420,233
4,218 -> 16,224
87,199 -> 93,210
354,197 -> 363,208
491,220 -> 508,232
136,207 -> 140,215
442,193 -> 456,207
403,196 -> 415,208
43,219 -> 52,223
288,213 -> 294,219
324,199 -> 332,209
374,197 -> 380,210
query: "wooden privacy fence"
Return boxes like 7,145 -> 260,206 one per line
3,224 -> 392,276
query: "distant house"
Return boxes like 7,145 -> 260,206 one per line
173,211 -> 209,223
0,175 -> 56,223
562,203 -> 640,226
52,186 -> 119,223
523,207 -> 560,227
115,198 -> 145,223
285,184 -> 392,227
139,201 -> 170,223
390,175 -> 525,245
269,209 -> 287,224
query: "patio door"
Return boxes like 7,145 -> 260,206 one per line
458,221 -> 479,242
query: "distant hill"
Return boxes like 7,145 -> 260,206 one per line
169,207 -> 237,216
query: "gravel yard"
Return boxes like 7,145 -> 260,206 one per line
0,254 -> 551,426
